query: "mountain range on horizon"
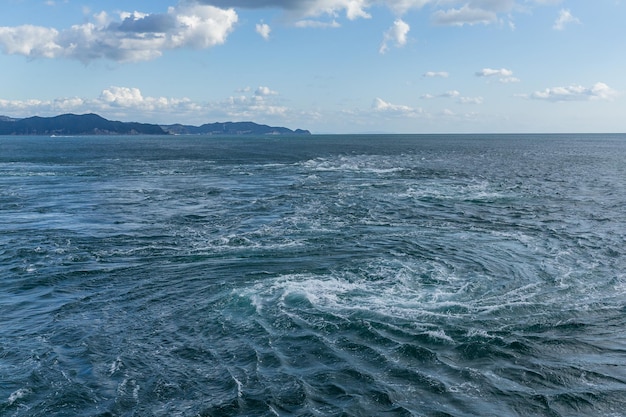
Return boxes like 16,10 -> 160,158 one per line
0,113 -> 311,136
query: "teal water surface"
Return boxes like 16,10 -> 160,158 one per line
1,134 -> 625,416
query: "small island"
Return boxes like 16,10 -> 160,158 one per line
0,113 -> 311,136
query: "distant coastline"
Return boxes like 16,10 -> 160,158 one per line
0,113 -> 311,136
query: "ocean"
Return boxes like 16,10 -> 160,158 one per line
1,134 -> 625,417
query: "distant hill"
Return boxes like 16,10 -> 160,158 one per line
161,121 -> 310,136
0,113 -> 311,136
0,113 -> 165,135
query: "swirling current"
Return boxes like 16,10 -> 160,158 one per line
1,134 -> 625,417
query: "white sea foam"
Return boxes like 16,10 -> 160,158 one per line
399,179 -> 505,202
110,356 -> 123,375
232,245 -> 573,330
237,263 -> 474,323
424,329 -> 454,343
466,328 -> 496,339
118,376 -> 140,401
301,155 -> 407,175
8,388 -> 30,405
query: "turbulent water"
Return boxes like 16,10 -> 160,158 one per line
1,134 -> 625,417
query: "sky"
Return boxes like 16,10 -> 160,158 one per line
0,0 -> 624,133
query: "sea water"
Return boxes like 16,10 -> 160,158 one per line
1,134 -> 625,416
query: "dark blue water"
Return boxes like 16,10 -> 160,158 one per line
1,134 -> 625,417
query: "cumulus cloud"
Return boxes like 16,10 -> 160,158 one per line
0,3 -> 238,62
293,19 -> 341,28
421,90 -> 483,104
442,90 -> 461,98
373,97 -> 423,116
385,0 -> 433,14
97,86 -> 198,111
432,5 -> 497,26
379,19 -> 410,54
427,0 -> 564,27
221,92 -> 288,119
255,86 -> 279,96
476,68 -> 520,83
529,82 -> 618,102
423,71 -> 449,78
532,0 -> 563,4
553,9 -> 580,30
476,68 -> 512,77
0,25 -> 63,58
256,22 -> 271,40
458,96 -> 484,104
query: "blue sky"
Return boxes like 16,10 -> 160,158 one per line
0,0 -> 624,133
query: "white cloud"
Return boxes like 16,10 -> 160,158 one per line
256,22 -> 271,40
0,3 -> 238,62
99,87 -> 144,107
222,97 -> 286,117
0,97 -> 87,114
508,19 -> 516,30
293,19 -> 341,28
423,71 -> 449,78
373,97 -> 422,116
458,96 -> 484,104
529,82 -> 619,102
532,0 -> 563,4
96,86 -> 198,112
553,9 -> 580,30
97,87 -> 198,113
476,68 -> 513,77
432,5 -> 498,26
384,0 -> 433,15
476,67 -> 520,83
379,19 -> 410,54
346,0 -> 372,19
255,86 -> 279,96
0,25 -> 62,58
441,90 -> 461,98
421,90 -> 483,104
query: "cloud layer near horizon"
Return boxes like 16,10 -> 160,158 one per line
0,86 -> 289,123
2,80 -> 617,125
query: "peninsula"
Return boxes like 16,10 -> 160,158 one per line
0,113 -> 311,136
